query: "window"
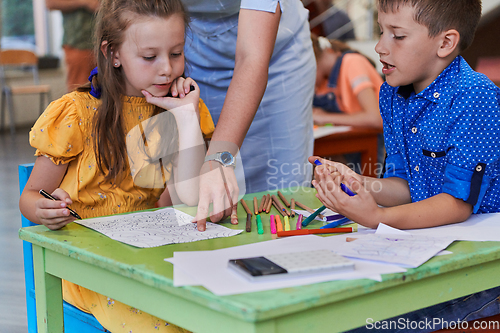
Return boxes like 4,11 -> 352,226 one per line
1,0 -> 36,51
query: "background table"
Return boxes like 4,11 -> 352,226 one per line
314,126 -> 382,177
19,188 -> 500,333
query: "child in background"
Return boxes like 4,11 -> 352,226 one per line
19,0 -> 214,331
312,0 -> 500,331
311,34 -> 384,128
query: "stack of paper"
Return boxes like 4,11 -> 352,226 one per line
166,235 -> 407,296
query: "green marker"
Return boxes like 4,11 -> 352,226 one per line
256,215 -> 264,234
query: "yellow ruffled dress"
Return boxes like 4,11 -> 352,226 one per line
29,91 -> 214,333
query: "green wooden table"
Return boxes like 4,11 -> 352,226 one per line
19,187 -> 500,333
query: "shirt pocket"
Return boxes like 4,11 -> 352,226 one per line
421,146 -> 454,178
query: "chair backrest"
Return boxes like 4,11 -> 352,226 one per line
18,163 -> 106,333
0,49 -> 38,66
0,49 -> 40,85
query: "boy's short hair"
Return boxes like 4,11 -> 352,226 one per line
377,0 -> 482,52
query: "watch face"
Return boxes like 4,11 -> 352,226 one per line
220,152 -> 234,165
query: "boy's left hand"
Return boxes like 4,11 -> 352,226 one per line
312,169 -> 381,228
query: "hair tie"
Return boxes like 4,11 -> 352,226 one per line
317,36 -> 332,50
88,67 -> 102,99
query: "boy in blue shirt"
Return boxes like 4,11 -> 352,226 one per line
311,0 -> 500,230
311,0 -> 500,331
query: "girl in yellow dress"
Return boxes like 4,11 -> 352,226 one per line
19,0 -> 214,331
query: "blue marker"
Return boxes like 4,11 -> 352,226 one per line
313,159 -> 356,196
320,217 -> 350,229
323,214 -> 345,222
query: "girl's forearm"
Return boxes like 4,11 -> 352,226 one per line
208,55 -> 268,152
172,111 -> 205,206
208,7 -> 280,153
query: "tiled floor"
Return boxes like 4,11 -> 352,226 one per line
0,127 -> 37,333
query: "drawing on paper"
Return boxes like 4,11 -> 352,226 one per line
335,234 -> 454,267
76,207 -> 242,248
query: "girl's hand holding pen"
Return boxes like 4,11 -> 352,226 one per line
36,188 -> 77,230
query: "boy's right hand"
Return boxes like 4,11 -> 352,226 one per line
308,156 -> 363,184
35,188 -> 75,230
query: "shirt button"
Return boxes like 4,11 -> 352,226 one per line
411,127 -> 418,134
431,152 -> 436,158
414,166 -> 419,172
433,92 -> 440,99
476,165 -> 483,172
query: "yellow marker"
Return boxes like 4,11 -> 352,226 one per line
284,216 -> 290,231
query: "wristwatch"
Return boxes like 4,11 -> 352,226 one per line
205,151 -> 236,168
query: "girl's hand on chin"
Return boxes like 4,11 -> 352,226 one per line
142,77 -> 200,112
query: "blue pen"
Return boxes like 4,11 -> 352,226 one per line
313,159 -> 356,196
301,205 -> 326,227
320,217 -> 350,229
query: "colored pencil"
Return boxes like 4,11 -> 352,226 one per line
271,195 -> 285,213
245,213 -> 252,232
277,191 -> 290,207
258,194 -> 266,213
272,201 -> 286,217
253,197 -> 258,215
277,227 -> 353,237
290,198 -> 296,217
240,199 -> 252,215
265,194 -> 273,213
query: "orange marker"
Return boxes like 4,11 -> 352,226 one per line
275,215 -> 283,232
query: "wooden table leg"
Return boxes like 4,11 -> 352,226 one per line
33,245 -> 64,333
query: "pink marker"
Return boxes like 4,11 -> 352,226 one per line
270,214 -> 277,234
296,214 -> 303,230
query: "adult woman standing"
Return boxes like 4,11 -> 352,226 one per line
184,1 -> 316,230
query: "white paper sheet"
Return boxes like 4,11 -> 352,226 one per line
333,234 -> 454,268
76,207 -> 242,248
165,235 -> 406,295
314,125 -> 352,139
405,213 -> 500,242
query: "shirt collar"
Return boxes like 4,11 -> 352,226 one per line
396,56 -> 462,103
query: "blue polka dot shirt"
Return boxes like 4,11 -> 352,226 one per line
381,56 -> 500,214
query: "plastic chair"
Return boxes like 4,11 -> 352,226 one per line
1,50 -> 52,135
19,163 -> 107,333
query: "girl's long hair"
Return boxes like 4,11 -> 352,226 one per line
79,0 -> 189,184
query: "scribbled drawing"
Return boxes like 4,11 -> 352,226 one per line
76,207 -> 242,248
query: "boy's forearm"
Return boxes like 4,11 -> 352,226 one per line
376,193 -> 472,229
363,176 -> 411,206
